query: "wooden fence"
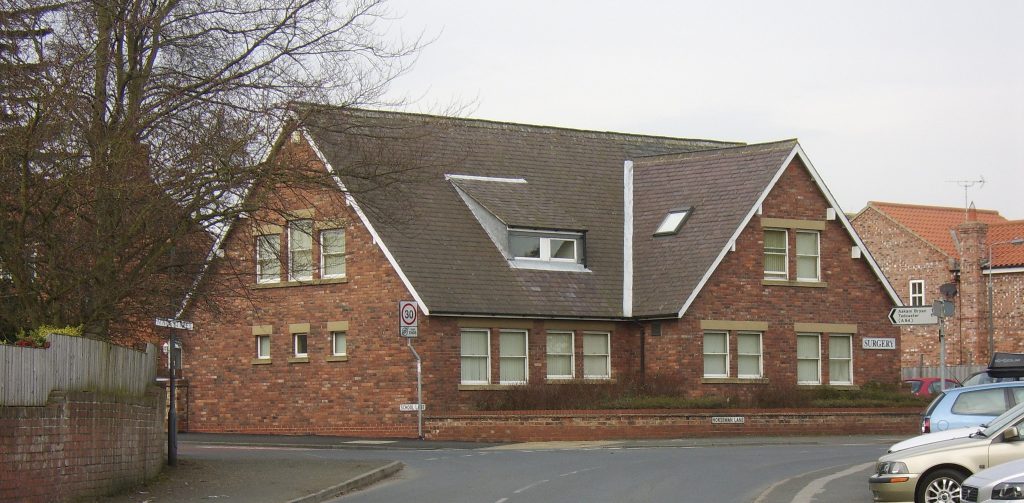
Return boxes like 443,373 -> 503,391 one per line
900,364 -> 986,382
0,334 -> 157,406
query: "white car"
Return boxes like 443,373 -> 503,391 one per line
961,458 -> 1024,502
890,426 -> 985,453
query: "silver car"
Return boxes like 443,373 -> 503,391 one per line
961,457 -> 1024,502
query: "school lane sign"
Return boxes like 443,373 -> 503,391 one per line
888,307 -> 938,326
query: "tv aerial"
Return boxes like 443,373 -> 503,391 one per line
947,176 -> 985,219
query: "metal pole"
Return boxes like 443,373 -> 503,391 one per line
168,327 -> 177,466
988,244 -> 995,361
940,316 -> 947,392
407,338 -> 422,439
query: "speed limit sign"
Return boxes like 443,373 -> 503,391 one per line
399,301 -> 418,338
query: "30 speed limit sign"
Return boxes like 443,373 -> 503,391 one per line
399,301 -> 418,338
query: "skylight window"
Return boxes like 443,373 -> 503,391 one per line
654,208 -> 692,236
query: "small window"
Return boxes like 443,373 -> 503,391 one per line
460,329 -> 490,384
737,332 -> 762,379
795,231 -> 820,282
583,332 -> 610,379
546,331 -> 574,379
499,330 -> 528,384
829,335 -> 852,385
256,235 -> 281,283
288,219 -> 313,281
293,333 -> 308,357
509,230 -> 582,263
256,335 -> 271,359
321,229 -> 346,279
910,280 -> 925,307
764,229 -> 788,279
331,331 -> 347,356
703,332 -> 728,377
654,209 -> 691,236
797,333 -> 821,384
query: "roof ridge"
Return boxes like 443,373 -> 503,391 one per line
868,201 -> 1003,215
298,103 -> 743,148
631,139 -> 798,163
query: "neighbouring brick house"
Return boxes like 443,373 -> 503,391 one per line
852,202 -> 1024,370
180,108 -> 902,437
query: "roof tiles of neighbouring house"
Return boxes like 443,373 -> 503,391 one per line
866,202 -> 1008,258
631,140 -> 799,317
301,107 -> 741,318
989,221 -> 1024,268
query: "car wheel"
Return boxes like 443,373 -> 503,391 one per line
916,468 -> 967,503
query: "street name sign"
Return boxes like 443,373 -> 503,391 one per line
399,301 -> 419,338
888,307 -> 938,326
711,416 -> 745,424
399,403 -> 426,412
155,318 -> 193,330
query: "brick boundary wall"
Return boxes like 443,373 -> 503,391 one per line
424,408 -> 922,442
0,388 -> 166,503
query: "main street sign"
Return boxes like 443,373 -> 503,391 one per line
888,307 -> 938,326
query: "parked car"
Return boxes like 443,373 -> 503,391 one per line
962,457 -> 1024,502
964,372 -> 1024,387
869,401 -> 1024,503
889,426 -> 983,453
906,377 -> 962,397
920,381 -> 1024,434
963,352 -> 1024,387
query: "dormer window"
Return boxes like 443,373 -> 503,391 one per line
654,208 -> 692,236
508,229 -> 585,269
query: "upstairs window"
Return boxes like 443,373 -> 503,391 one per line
256,235 -> 281,284
288,219 -> 313,281
509,230 -> 582,263
795,231 -> 820,282
910,280 -> 925,306
764,229 -> 788,279
320,229 -> 346,278
654,208 -> 692,236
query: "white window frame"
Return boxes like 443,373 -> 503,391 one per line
829,334 -> 853,385
703,331 -> 730,378
499,329 -> 529,385
545,331 -> 575,380
797,333 -> 822,385
460,329 -> 491,385
256,335 -> 271,359
582,331 -> 611,379
256,234 -> 281,284
293,332 -> 308,357
509,229 -> 582,263
288,219 -> 313,281
654,208 -> 691,236
737,331 -> 763,379
910,280 -> 925,307
764,228 -> 788,280
795,230 -> 821,282
331,331 -> 347,357
320,229 -> 346,279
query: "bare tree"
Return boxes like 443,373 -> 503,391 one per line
0,0 -> 420,340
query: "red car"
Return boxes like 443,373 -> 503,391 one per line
904,377 -> 961,397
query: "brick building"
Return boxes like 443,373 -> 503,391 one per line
852,202 -> 1024,370
180,108 -> 902,437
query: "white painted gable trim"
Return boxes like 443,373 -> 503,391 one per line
675,144 -> 902,318
623,160 -> 634,318
302,129 -> 431,315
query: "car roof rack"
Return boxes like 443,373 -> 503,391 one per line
988,353 -> 1024,378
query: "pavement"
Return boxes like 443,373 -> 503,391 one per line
83,433 -> 906,503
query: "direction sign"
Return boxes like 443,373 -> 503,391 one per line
155,318 -> 193,330
399,301 -> 418,338
888,307 -> 938,326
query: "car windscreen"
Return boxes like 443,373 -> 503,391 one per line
982,401 -> 1024,437
908,380 -> 923,394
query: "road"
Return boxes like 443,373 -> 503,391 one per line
290,437 -> 896,502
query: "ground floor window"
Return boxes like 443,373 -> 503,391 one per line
737,332 -> 763,378
797,333 -> 821,384
583,332 -> 610,379
499,330 -> 528,384
461,329 -> 490,384
829,335 -> 853,384
256,335 -> 270,359
546,331 -> 574,379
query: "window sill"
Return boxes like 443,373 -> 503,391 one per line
288,356 -> 309,364
251,358 -> 272,365
762,279 -> 827,288
326,355 -> 348,362
253,276 -> 349,289
545,378 -> 617,384
459,384 -> 519,391
701,377 -> 769,385
826,383 -> 858,389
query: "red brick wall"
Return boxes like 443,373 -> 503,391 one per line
0,389 -> 165,503
426,408 -> 920,442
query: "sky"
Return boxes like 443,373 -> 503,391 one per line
379,0 -> 1024,219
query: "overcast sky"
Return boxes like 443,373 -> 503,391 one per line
380,0 -> 1023,219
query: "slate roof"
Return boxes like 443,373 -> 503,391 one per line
631,140 -> 799,317
301,107 -> 739,318
865,202 -> 1007,257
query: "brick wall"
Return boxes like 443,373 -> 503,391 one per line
426,408 -> 920,442
0,389 -> 165,503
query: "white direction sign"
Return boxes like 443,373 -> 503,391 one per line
888,307 -> 938,326
155,317 -> 193,330
399,301 -> 419,338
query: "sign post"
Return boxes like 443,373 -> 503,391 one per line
399,301 -> 423,439
932,300 -> 955,392
155,317 -> 193,466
